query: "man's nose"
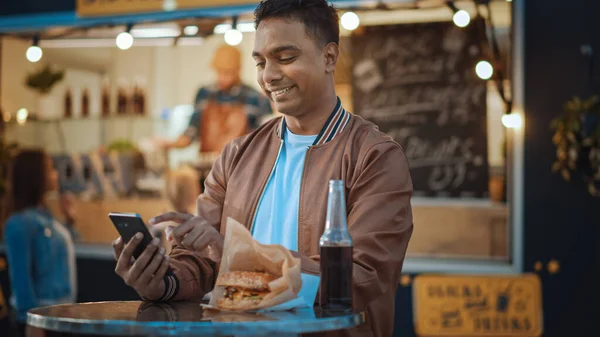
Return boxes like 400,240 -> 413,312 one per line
262,61 -> 283,84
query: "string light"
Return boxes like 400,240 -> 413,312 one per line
16,108 -> 28,125
224,16 -> 243,46
341,12 -> 360,31
447,2 -> 471,28
475,60 -> 494,80
183,25 -> 199,36
502,113 -> 523,129
224,30 -> 243,46
453,10 -> 471,27
26,36 -> 42,63
116,24 -> 134,50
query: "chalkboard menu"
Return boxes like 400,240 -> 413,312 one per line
351,21 -> 489,198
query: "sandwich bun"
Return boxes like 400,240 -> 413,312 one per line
215,271 -> 278,310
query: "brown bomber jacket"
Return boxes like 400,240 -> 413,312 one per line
162,99 -> 413,337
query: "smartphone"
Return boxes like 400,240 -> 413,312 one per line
109,212 -> 175,278
109,212 -> 154,259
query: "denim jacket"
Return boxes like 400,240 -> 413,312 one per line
3,207 -> 77,322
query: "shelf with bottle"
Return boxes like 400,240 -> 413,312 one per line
2,113 -> 167,125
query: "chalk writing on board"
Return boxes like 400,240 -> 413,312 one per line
351,21 -> 489,198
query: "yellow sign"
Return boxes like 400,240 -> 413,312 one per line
76,0 -> 259,17
413,274 -> 543,337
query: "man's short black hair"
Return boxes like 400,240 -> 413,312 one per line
254,0 -> 340,46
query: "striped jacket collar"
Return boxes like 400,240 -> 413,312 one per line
277,97 -> 351,146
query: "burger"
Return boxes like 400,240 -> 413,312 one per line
216,271 -> 278,310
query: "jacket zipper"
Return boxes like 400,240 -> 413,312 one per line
297,146 -> 312,252
249,139 -> 284,234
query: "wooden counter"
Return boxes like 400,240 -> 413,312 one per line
46,197 -> 172,245
45,197 -> 508,260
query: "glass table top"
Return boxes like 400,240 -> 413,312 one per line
27,301 -> 365,336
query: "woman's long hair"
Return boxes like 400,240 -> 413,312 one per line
10,149 -> 48,212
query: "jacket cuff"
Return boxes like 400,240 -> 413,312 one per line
159,273 -> 179,301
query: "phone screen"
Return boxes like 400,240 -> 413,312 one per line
109,213 -> 153,259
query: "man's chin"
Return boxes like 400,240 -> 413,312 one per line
274,101 -> 300,117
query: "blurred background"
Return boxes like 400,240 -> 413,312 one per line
0,0 -> 598,336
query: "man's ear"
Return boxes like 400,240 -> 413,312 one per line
323,42 -> 339,74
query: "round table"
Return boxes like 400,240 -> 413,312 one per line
27,301 -> 365,336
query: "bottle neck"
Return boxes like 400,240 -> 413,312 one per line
321,180 -> 352,247
325,181 -> 347,231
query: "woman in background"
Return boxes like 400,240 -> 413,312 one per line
3,149 -> 77,336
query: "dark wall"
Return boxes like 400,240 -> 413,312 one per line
0,1 -> 74,16
524,0 -> 600,335
0,253 -> 139,304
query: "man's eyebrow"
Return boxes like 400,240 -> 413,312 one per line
271,45 -> 300,54
252,45 -> 300,58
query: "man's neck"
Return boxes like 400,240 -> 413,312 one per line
284,95 -> 338,135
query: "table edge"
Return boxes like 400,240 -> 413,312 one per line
27,307 -> 366,336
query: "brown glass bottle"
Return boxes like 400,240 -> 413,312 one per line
319,180 -> 353,311
117,88 -> 127,115
101,84 -> 110,117
64,89 -> 72,118
81,88 -> 90,117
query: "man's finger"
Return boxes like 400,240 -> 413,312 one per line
149,212 -> 193,226
115,233 -> 143,274
135,247 -> 166,287
126,238 -> 161,284
112,237 -> 124,261
149,257 -> 171,288
190,230 -> 217,252
171,219 -> 201,244
180,223 -> 206,249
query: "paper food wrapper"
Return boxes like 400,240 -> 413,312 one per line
204,217 -> 302,312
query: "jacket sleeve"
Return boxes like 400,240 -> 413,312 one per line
164,142 -> 236,301
306,140 -> 413,308
4,216 -> 40,319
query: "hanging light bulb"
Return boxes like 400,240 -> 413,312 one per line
26,36 -> 43,63
183,25 -> 199,36
447,2 -> 471,28
341,12 -> 360,31
16,108 -> 28,125
475,60 -> 494,80
116,24 -> 134,50
224,29 -> 243,46
453,10 -> 471,27
502,113 -> 523,129
224,16 -> 243,46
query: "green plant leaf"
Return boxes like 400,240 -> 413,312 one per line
25,64 -> 65,94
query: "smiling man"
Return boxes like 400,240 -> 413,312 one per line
112,1 -> 413,336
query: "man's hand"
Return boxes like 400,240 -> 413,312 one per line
113,234 -> 171,301
150,212 -> 223,261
